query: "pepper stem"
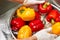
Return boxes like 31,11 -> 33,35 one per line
20,9 -> 25,13
51,19 -> 55,24
43,2 -> 50,8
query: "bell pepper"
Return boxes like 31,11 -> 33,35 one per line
29,19 -> 44,32
38,2 -> 52,14
35,12 -> 41,20
17,6 -> 35,21
35,12 -> 41,19
52,22 -> 60,35
17,25 -> 32,39
11,17 -> 25,31
46,10 -> 59,24
56,14 -> 60,22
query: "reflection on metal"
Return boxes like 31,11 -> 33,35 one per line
51,4 -> 60,11
51,0 -> 60,8
0,4 -> 21,40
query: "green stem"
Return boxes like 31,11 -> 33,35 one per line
20,9 -> 25,13
51,19 -> 55,24
43,2 -> 50,8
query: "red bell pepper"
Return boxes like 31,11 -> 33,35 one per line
46,10 -> 59,24
35,12 -> 41,20
56,14 -> 60,22
38,2 -> 52,14
11,17 -> 25,31
29,19 -> 44,32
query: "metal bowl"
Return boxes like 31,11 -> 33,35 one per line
9,4 -> 60,40
52,0 -> 60,8
0,4 -> 21,40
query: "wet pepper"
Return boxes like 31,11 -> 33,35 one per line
29,19 -> 44,32
17,6 -> 35,21
38,2 -> 52,14
11,17 -> 25,31
35,12 -> 41,20
52,22 -> 60,35
46,10 -> 59,24
17,25 -> 32,39
56,14 -> 60,22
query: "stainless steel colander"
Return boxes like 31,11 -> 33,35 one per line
52,0 -> 60,8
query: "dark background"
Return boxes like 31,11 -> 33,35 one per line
0,0 -> 19,15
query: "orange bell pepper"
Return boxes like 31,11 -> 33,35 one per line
17,25 -> 32,39
17,6 -> 35,21
52,22 -> 60,35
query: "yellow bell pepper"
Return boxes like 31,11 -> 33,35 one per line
52,22 -> 60,35
17,25 -> 32,39
17,6 -> 35,21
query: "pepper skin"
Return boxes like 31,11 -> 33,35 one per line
56,14 -> 60,22
17,25 -> 32,39
46,10 -> 59,24
29,19 -> 44,32
17,6 -> 35,21
52,22 -> 60,35
35,12 -> 41,20
11,17 -> 25,31
38,2 -> 52,14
